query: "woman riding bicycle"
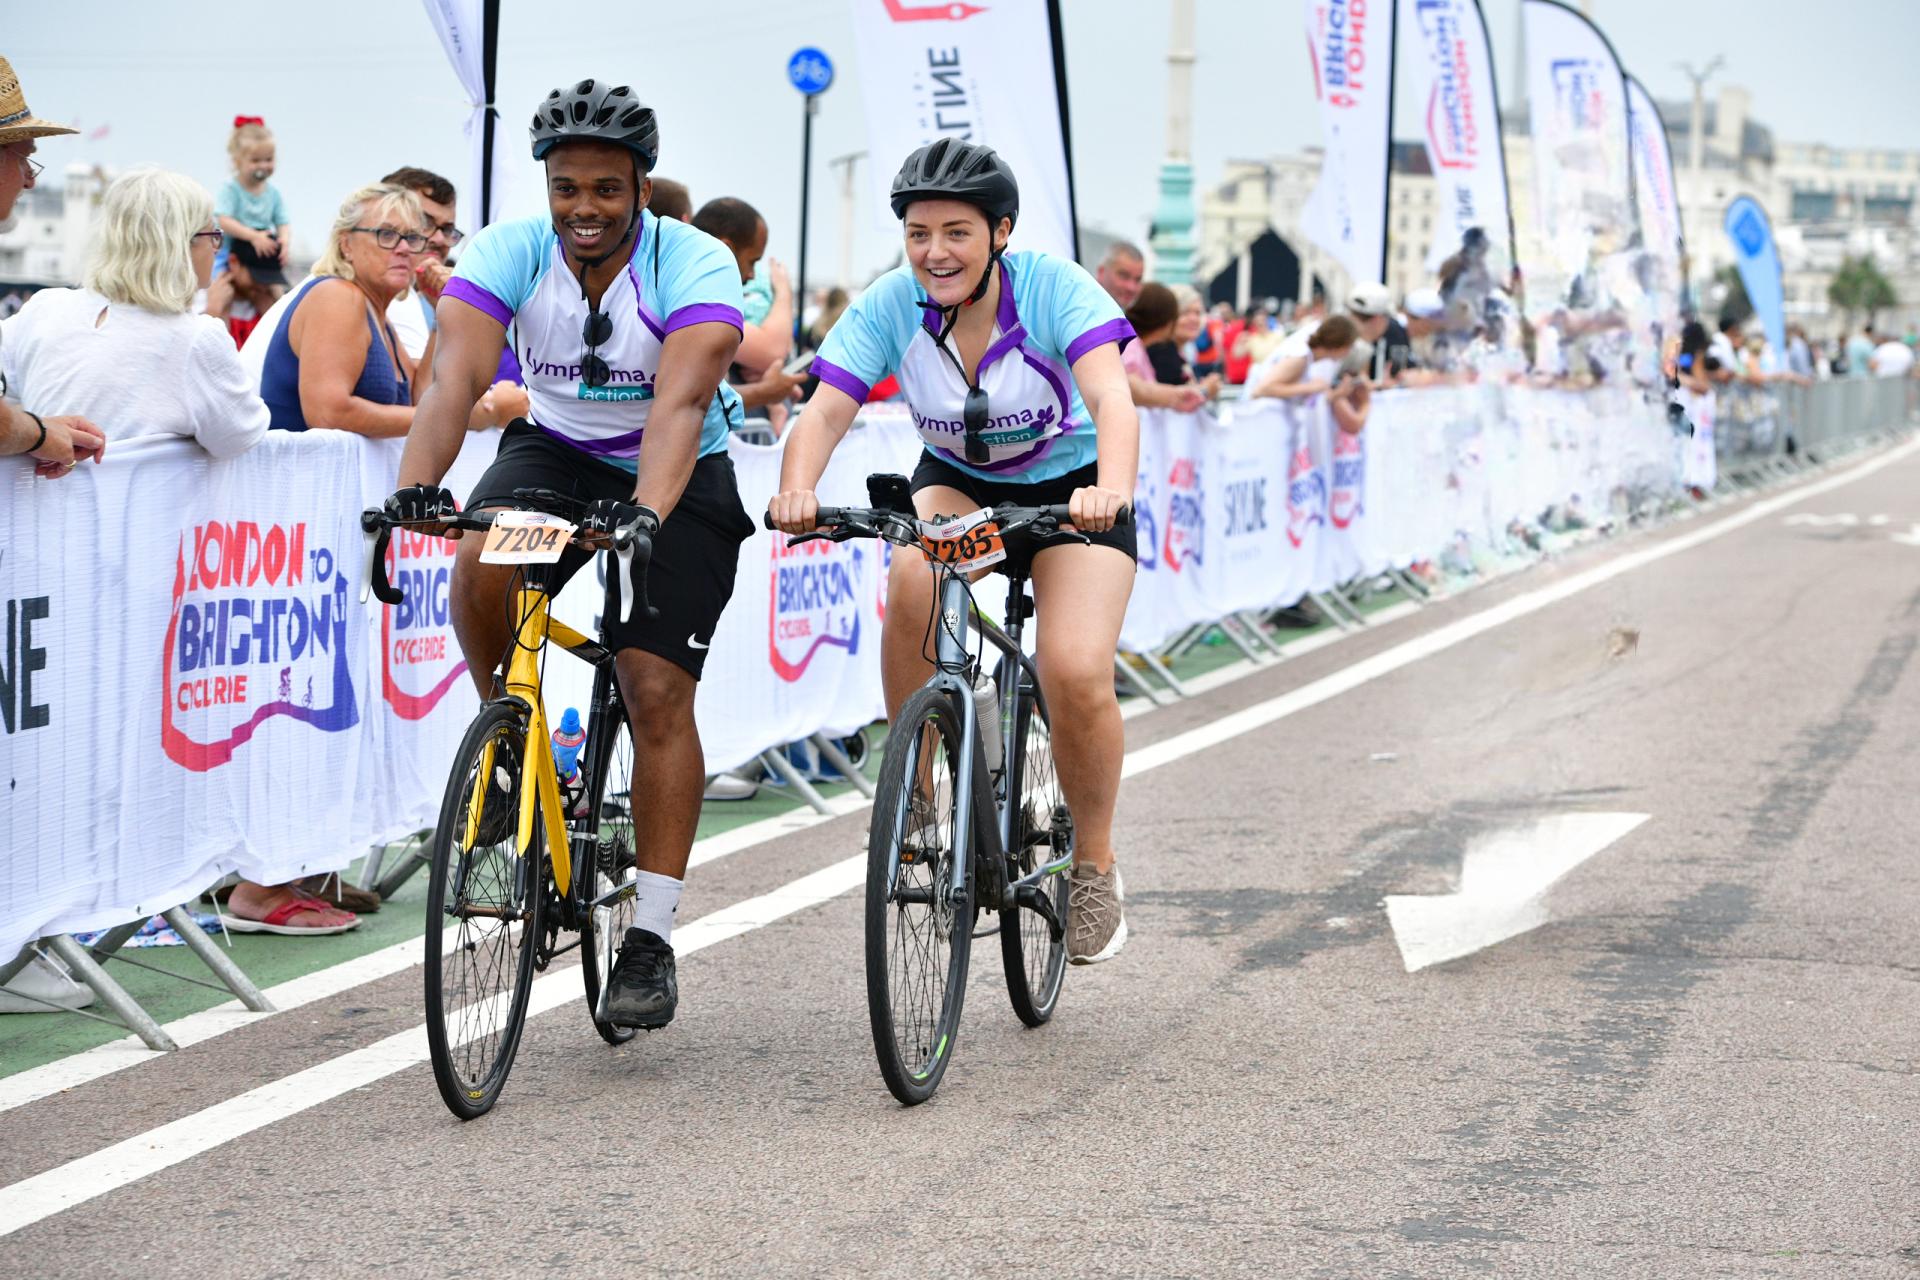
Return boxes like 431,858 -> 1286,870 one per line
768,140 -> 1139,964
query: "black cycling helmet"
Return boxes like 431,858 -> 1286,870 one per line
888,139 -> 1019,232
530,79 -> 659,171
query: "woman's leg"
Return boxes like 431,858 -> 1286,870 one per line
1027,542 -> 1136,873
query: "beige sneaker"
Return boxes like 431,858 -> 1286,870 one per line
1067,863 -> 1127,964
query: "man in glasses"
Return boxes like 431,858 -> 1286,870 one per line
388,79 -> 751,1031
0,54 -> 104,476
378,166 -> 464,364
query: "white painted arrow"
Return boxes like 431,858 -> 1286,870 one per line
1890,523 -> 1920,547
1385,812 -> 1649,972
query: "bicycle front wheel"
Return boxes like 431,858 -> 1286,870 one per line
866,685 -> 974,1105
579,678 -> 639,1046
1001,680 -> 1070,1027
424,701 -> 546,1120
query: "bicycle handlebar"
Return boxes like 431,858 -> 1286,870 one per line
360,488 -> 658,623
760,501 -> 1131,549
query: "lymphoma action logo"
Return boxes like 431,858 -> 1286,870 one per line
162,519 -> 358,771
769,534 -> 863,682
382,527 -> 468,720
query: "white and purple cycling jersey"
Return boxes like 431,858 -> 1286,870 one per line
811,250 -> 1133,483
444,209 -> 744,472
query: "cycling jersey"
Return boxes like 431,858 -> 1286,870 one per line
445,210 -> 745,472
810,250 -> 1133,483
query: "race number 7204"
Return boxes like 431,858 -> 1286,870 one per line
480,511 -> 576,564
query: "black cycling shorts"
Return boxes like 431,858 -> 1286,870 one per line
466,422 -> 754,679
908,451 -> 1138,565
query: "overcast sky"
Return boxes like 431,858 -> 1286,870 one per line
7,0 -> 1916,285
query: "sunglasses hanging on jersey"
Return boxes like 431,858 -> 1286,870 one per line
581,308 -> 613,388
933,311 -> 993,465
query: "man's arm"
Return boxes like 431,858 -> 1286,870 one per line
396,300 -> 507,488
632,321 -> 740,519
735,261 -> 793,371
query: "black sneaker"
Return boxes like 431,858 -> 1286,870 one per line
599,927 -> 677,1029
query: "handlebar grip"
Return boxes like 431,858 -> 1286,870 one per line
762,506 -> 853,531
360,510 -> 404,607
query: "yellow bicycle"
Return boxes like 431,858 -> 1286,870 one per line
362,489 -> 650,1119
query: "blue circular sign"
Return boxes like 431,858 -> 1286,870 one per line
787,47 -> 834,96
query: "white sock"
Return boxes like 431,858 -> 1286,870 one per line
628,870 -> 684,943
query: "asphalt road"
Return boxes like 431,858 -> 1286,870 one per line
4,442 -> 1918,1278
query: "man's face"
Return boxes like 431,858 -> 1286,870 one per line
545,141 -> 646,265
1097,252 -> 1143,308
1355,312 -> 1389,342
0,140 -> 37,223
416,191 -> 458,264
727,217 -> 768,285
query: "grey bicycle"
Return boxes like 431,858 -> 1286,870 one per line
768,474 -> 1130,1105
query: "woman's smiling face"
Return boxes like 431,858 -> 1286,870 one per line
903,198 -> 1007,308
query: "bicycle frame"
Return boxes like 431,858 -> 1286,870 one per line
462,585 -> 604,899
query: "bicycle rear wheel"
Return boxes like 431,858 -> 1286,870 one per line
424,702 -> 546,1120
578,676 -> 639,1046
866,685 -> 973,1105
1000,680 -> 1070,1026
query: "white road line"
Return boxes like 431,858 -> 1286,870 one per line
2,439 -> 1911,1234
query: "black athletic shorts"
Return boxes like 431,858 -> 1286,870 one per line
467,422 -> 754,678
908,451 -> 1138,564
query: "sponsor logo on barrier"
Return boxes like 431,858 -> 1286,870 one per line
382,526 -> 468,721
1331,430 -> 1365,528
769,532 -> 863,682
875,538 -> 893,622
1309,0 -> 1371,109
1161,456 -> 1204,571
2,594 -> 51,735
884,0 -> 987,22
1133,465 -> 1161,572
1417,0 -> 1479,173
1224,477 -> 1269,538
1286,443 -> 1327,547
162,519 -> 358,771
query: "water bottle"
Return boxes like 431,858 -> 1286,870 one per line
551,708 -> 586,785
972,673 -> 1002,772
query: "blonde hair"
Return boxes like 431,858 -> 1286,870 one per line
227,121 -> 273,168
1171,284 -> 1203,313
311,183 -> 425,281
83,167 -> 213,314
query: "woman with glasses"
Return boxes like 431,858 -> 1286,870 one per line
768,139 -> 1140,965
0,166 -> 267,459
258,182 -> 435,435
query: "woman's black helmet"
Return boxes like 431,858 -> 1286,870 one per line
530,80 -> 659,170
888,139 -> 1018,231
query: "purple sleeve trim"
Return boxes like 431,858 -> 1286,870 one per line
665,302 -> 744,335
810,357 -> 871,403
443,278 -> 513,328
1065,317 -> 1137,365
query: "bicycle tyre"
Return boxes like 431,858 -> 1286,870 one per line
578,678 -> 639,1046
423,701 -> 546,1120
866,685 -> 974,1105
1000,679 -> 1070,1027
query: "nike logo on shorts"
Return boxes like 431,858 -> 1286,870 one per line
687,634 -> 710,650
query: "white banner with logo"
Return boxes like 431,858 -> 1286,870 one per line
1408,0 -> 1512,273
849,0 -> 1076,259
2,388 -> 1684,958
1522,0 -> 1633,295
1300,0 -> 1395,287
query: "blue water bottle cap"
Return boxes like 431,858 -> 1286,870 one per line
559,707 -> 582,734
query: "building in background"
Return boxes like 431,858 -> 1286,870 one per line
0,162 -> 111,296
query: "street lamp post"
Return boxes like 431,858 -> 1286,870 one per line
1149,0 -> 1198,283
1677,56 -> 1725,312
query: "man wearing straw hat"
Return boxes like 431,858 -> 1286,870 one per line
0,54 -> 105,478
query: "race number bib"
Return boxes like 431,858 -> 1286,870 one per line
917,509 -> 1007,574
480,511 -> 576,564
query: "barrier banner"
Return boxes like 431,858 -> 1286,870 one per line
1521,0 -> 1633,297
1408,0 -> 1513,273
848,0 -> 1078,260
1301,0 -> 1397,287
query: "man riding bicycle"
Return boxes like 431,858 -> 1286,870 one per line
387,79 -> 754,1030
768,140 -> 1140,964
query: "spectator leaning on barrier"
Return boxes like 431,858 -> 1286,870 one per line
1344,282 -> 1407,382
0,54 -> 105,477
1120,283 -> 1204,412
1094,240 -> 1144,309
1249,314 -> 1359,401
1870,331 -> 1914,378
691,196 -> 805,418
1,168 -> 268,457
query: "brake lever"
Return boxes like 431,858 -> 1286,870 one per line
610,524 -> 661,625
359,510 -> 404,606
